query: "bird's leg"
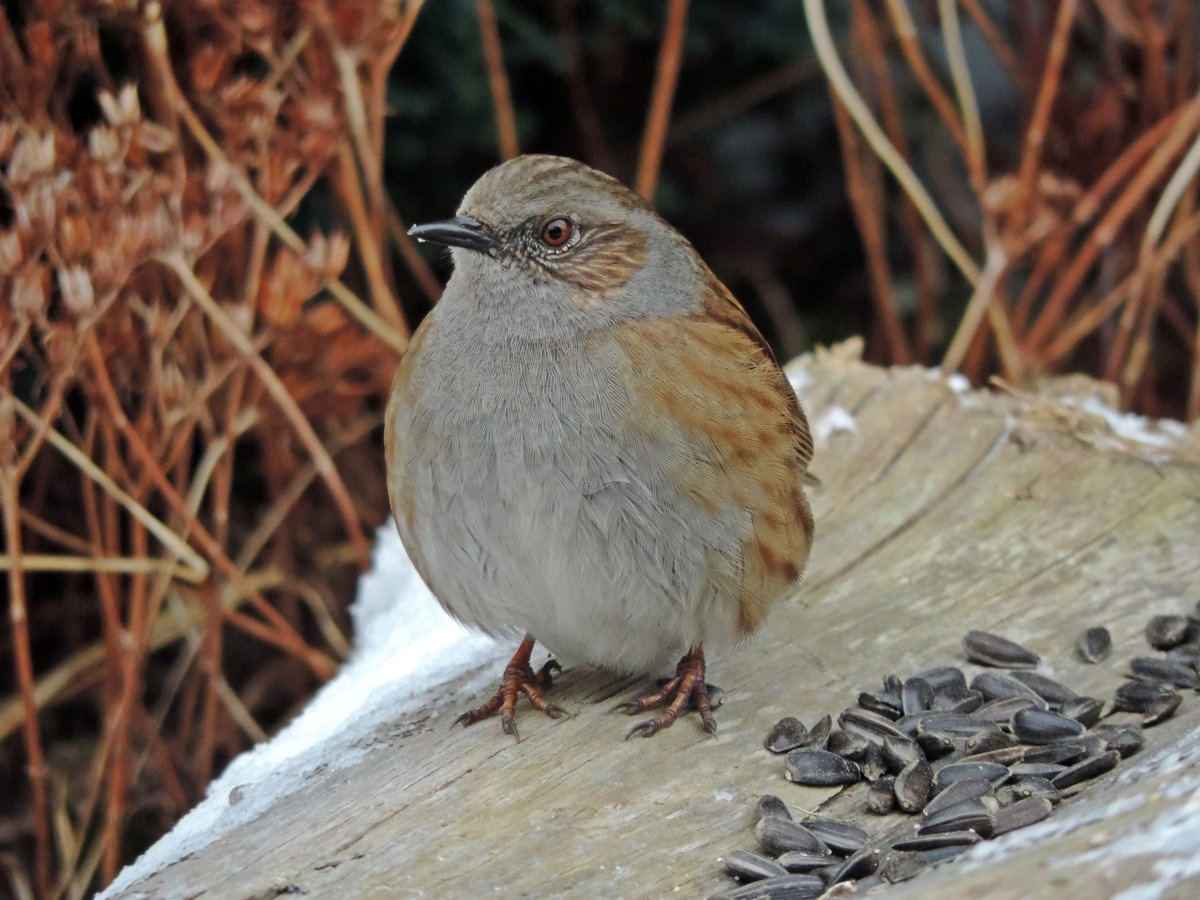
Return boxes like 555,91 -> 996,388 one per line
455,634 -> 568,742
616,644 -> 718,738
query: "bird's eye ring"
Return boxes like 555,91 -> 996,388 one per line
540,217 -> 574,248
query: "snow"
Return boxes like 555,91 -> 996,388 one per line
1059,393 -> 1187,449
813,405 -> 858,442
99,523 -> 500,899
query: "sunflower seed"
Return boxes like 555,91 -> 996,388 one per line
918,714 -> 1000,736
931,687 -> 986,714
902,678 -> 934,716
998,776 -> 1060,805
1051,751 -> 1120,789
915,729 -> 956,759
895,759 -> 934,813
777,850 -> 838,873
857,691 -> 903,720
827,847 -> 881,885
934,761 -> 1010,791
1113,680 -> 1179,714
922,778 -> 994,817
1021,742 -> 1086,765
961,730 -> 1017,755
1012,708 -> 1086,744
756,817 -> 831,856
1145,615 -> 1191,650
881,734 -> 923,772
765,717 -> 809,754
971,673 -> 1047,706
992,796 -> 1053,836
840,708 -> 909,743
958,746 -> 1025,767
1143,692 -> 1182,726
866,777 -> 896,815
861,744 -> 887,782
1008,762 -> 1068,779
1059,696 -> 1104,728
963,631 -> 1040,668
1165,641 -> 1200,664
1130,657 -> 1199,689
800,714 -> 832,749
975,696 -> 1040,724
1010,671 -> 1079,704
804,818 -> 869,856
784,748 -> 861,787
710,873 -> 827,900
1077,626 -> 1112,663
1091,724 -> 1144,758
878,850 -> 928,884
722,850 -> 789,882
916,666 -> 968,695
891,830 -> 982,851
917,798 -> 995,838
756,794 -> 792,821
826,730 -> 871,760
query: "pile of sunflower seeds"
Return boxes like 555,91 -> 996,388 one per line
711,603 -> 1200,900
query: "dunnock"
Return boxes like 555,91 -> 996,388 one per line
387,155 -> 813,739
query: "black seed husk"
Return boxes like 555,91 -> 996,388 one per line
895,759 -> 934,813
1130,657 -> 1199,690
1060,696 -> 1104,728
891,830 -> 982,851
1077,626 -> 1112,663
933,761 -> 1010,791
710,873 -> 827,900
765,717 -> 809,754
992,796 -> 1053,836
1011,708 -> 1086,744
784,748 -> 862,787
722,850 -> 789,882
1051,750 -> 1120,789
756,794 -> 792,821
804,818 -> 868,856
963,630 -> 1040,668
1010,670 -> 1079,704
756,817 -> 831,856
867,778 -> 897,815
1145,614 -> 1190,651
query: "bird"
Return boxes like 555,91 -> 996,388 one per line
386,154 -> 814,740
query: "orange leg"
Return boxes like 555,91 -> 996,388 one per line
455,634 -> 568,741
615,644 -> 718,738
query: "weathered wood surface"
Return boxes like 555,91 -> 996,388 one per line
114,345 -> 1200,899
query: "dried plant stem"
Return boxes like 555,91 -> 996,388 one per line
958,0 -> 1023,90
829,77 -> 911,363
5,395 -> 209,581
939,0 -> 987,194
942,246 -> 1010,374
142,12 -> 408,353
161,253 -> 369,572
474,0 -> 519,160
1143,129 -> 1200,254
1026,94 -> 1200,351
0,470 -> 51,900
636,0 -> 690,200
1015,0 -> 1078,222
334,142 -> 405,328
881,0 -> 968,152
806,0 -> 980,285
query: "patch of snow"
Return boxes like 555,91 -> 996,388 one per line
99,523 -> 499,899
788,366 -> 814,395
813,405 -> 857,442
945,372 -> 971,393
1060,393 -> 1186,449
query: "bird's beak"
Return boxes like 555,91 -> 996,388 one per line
407,215 -> 494,254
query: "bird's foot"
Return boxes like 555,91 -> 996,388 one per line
455,635 -> 568,742
615,645 -> 718,738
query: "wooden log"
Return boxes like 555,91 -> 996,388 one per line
109,343 -> 1200,899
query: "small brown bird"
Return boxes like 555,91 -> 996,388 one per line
387,155 -> 813,739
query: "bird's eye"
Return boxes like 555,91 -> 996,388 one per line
540,217 -> 574,248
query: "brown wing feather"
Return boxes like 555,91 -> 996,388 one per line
610,289 -> 815,638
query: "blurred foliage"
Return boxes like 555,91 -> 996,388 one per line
3,1 -> 1200,896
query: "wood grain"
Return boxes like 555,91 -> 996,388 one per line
112,343 -> 1200,899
